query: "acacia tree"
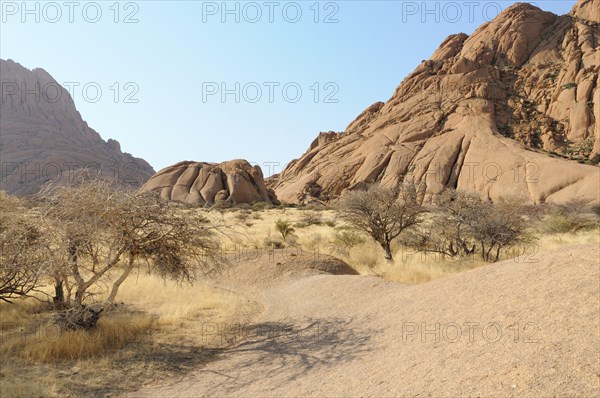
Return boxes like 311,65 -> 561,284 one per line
338,183 -> 426,261
470,198 -> 532,262
0,192 -> 53,303
405,190 -> 481,258
45,181 -> 222,329
405,189 -> 533,262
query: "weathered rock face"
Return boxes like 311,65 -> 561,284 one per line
273,0 -> 600,205
0,59 -> 155,195
139,160 -> 278,205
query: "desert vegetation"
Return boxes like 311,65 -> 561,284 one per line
1,183 -> 599,396
338,183 -> 426,261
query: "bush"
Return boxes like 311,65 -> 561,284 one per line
213,201 -> 232,210
0,192 -> 54,303
275,219 -> 295,241
263,237 -> 285,249
234,210 -> 251,222
251,201 -> 272,211
541,211 -> 577,233
540,201 -> 598,233
236,203 -> 252,210
251,212 -> 263,220
407,190 -> 534,262
278,201 -> 296,209
334,231 -> 365,256
300,211 -> 323,226
324,219 -> 337,228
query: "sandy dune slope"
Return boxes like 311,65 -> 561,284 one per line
131,243 -> 600,397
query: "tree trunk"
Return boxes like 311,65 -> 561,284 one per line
68,241 -> 85,308
73,287 -> 85,308
53,279 -> 65,310
480,242 -> 486,261
383,240 -> 393,261
104,256 -> 134,310
494,246 -> 501,262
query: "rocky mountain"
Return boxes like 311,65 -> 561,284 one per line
139,160 -> 278,205
272,0 -> 600,205
0,59 -> 155,195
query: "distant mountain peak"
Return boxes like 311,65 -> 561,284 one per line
0,59 -> 155,195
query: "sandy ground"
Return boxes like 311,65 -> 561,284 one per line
130,243 -> 600,397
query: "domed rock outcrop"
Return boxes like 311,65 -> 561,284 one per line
139,160 -> 278,205
272,0 -> 600,205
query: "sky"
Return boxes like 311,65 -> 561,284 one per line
1,0 -> 576,175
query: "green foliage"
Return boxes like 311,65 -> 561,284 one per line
275,219 -> 295,241
300,211 -> 323,226
334,230 -> 365,256
541,200 -> 598,233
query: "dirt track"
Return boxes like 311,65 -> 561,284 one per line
131,243 -> 600,397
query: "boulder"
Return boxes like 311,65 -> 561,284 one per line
139,160 -> 278,206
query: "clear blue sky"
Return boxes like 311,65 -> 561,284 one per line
1,1 -> 576,174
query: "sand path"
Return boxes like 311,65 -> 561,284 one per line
131,243 -> 600,397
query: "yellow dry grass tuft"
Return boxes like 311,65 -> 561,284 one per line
1,312 -> 155,362
116,270 -> 243,327
0,271 -> 250,397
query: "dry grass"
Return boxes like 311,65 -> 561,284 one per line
117,270 -> 244,326
0,271 -> 250,397
2,312 -> 155,362
334,240 -> 484,283
213,208 -> 339,250
2,207 -> 597,397
211,208 -> 493,283
211,208 -> 600,284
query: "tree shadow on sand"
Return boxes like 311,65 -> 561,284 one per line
199,317 -> 377,394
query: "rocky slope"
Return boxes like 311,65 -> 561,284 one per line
0,59 -> 155,195
272,0 -> 600,205
138,160 -> 278,205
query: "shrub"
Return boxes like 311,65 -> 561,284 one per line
334,231 -> 365,256
300,211 -> 323,226
263,237 -> 285,249
234,210 -> 251,222
541,211 -> 577,233
324,219 -> 337,228
540,201 -> 598,233
275,219 -> 295,241
408,190 -> 534,262
251,201 -> 272,211
251,212 -> 263,220
0,193 -> 54,303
